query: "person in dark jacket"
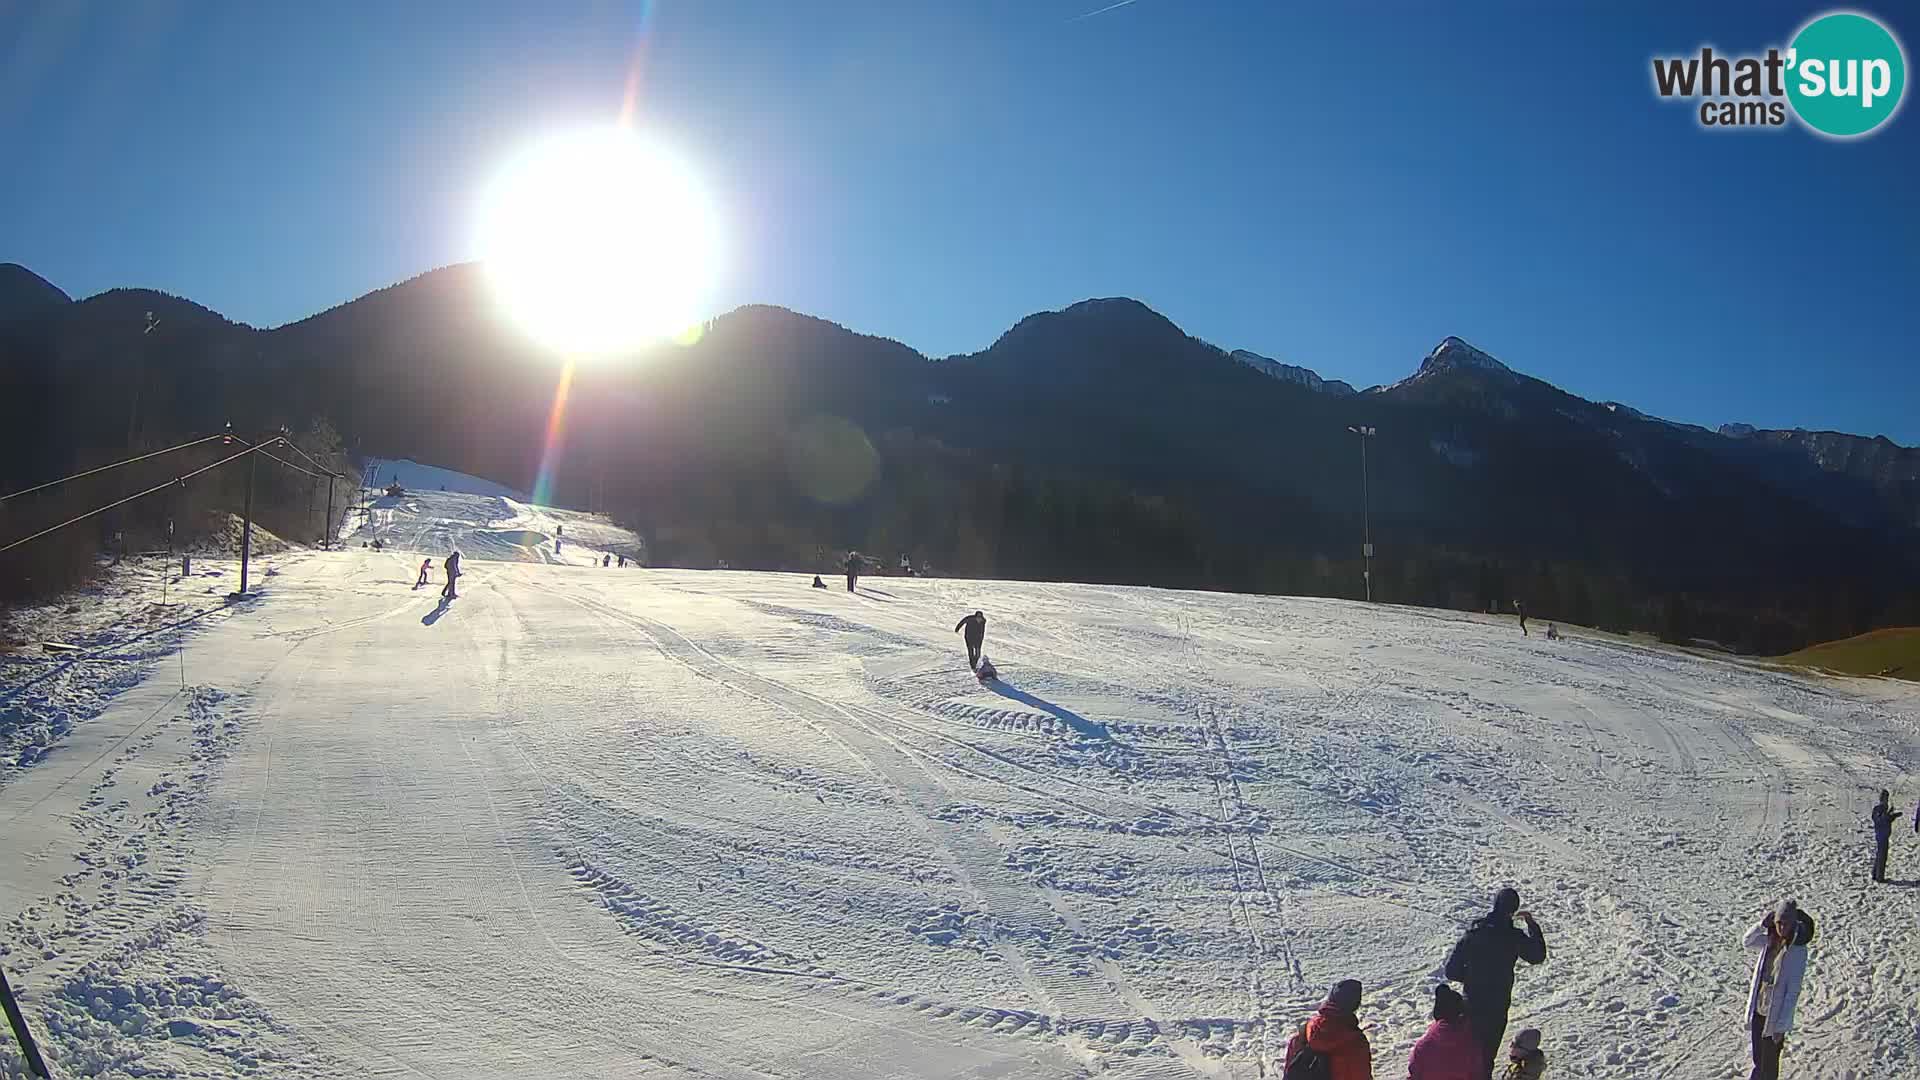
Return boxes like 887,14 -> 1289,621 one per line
1871,789 -> 1898,882
1284,979 -> 1372,1080
954,611 -> 987,671
441,549 -> 462,600
1445,887 -> 1547,1079
843,551 -> 862,593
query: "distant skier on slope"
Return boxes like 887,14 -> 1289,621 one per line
843,551 -> 863,593
1743,900 -> 1813,1080
954,611 -> 987,672
1407,984 -> 1479,1080
1444,888 -> 1547,1079
415,558 -> 432,589
1871,789 -> 1898,883
1514,599 -> 1528,636
441,548 -> 462,600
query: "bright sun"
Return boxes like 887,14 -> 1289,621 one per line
477,128 -> 721,356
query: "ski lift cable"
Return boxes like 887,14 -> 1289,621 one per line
0,433 -> 227,503
0,444 -> 259,554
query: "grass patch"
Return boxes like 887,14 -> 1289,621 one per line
1779,627 -> 1920,681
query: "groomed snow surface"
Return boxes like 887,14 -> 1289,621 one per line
341,488 -> 644,566
5,538 -> 1920,1077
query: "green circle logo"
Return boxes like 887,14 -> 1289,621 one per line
1787,12 -> 1906,137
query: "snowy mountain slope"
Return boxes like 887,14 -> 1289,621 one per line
1228,350 -> 1357,396
339,486 -> 644,565
361,456 -> 527,500
3,546 -> 1916,1078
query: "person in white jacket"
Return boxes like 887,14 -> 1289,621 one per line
1742,900 -> 1814,1080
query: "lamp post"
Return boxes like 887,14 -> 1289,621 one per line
1346,425 -> 1376,602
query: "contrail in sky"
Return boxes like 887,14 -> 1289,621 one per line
1070,0 -> 1144,22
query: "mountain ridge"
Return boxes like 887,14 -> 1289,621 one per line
3,259 -> 1915,652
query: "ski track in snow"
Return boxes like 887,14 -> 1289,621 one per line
3,492 -> 1919,1078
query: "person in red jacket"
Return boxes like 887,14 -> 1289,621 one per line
1285,979 -> 1372,1080
1408,985 -> 1480,1080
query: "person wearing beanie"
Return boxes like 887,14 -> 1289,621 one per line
1743,900 -> 1814,1080
1407,985 -> 1480,1080
1283,979 -> 1373,1080
1502,1028 -> 1546,1080
1444,887 -> 1548,1078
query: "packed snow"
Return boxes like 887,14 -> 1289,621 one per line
340,487 -> 644,566
361,457 -> 529,501
4,504 -> 1919,1078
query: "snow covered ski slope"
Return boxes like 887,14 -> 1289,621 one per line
3,552 -> 1918,1078
341,486 -> 643,566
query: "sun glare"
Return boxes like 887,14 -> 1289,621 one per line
477,128 -> 721,356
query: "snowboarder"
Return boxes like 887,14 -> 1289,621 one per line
603,553 -> 611,568
415,558 -> 432,589
1282,979 -> 1372,1080
843,551 -> 863,593
954,610 -> 988,672
1743,900 -> 1813,1080
1444,888 -> 1547,1079
811,575 -> 828,589
1501,1029 -> 1546,1080
899,553 -> 913,575
1407,984 -> 1479,1080
441,548 -> 462,600
617,554 -> 626,568
1514,599 -> 1528,636
1871,789 -> 1898,882
1544,623 -> 1560,642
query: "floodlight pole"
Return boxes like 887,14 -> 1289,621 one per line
1347,425 -> 1376,602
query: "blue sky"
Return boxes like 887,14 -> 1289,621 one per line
4,1 -> 1916,440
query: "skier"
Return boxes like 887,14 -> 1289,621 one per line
954,610 -> 988,672
1743,900 -> 1813,1080
441,548 -> 462,600
415,558 -> 432,589
1871,789 -> 1898,882
1407,985 -> 1479,1080
1444,888 -> 1547,1079
843,551 -> 863,593
603,553 -> 611,568
1282,979 -> 1372,1080
1501,1030 -> 1546,1080
1514,599 -> 1528,636
617,554 -> 626,568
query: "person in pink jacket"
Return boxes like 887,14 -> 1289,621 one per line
1408,985 -> 1481,1080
